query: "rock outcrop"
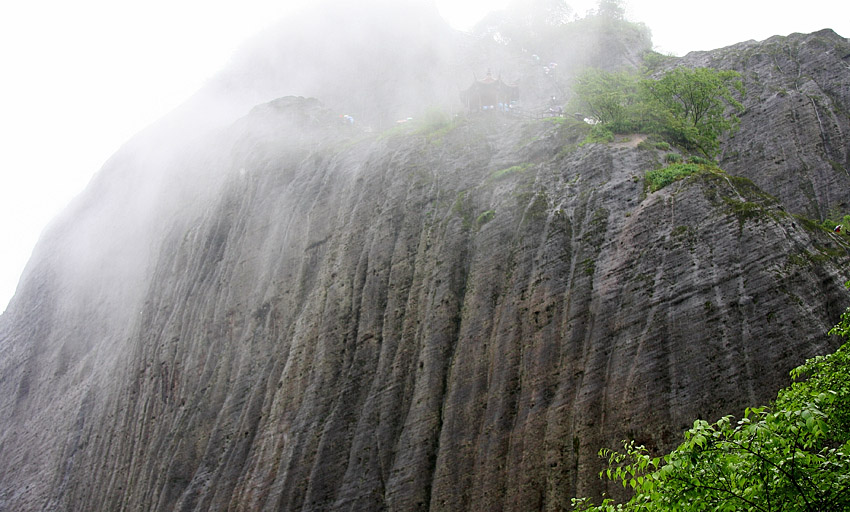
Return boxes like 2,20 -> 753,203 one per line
695,29 -> 850,218
1,9 -> 849,512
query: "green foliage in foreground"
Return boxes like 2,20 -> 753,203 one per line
572,290 -> 850,511
644,163 -> 702,192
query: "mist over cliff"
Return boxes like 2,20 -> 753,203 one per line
1,2 -> 849,510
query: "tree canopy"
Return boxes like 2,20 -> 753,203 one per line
642,67 -> 745,156
572,69 -> 639,128
571,66 -> 744,157
472,0 -> 649,58
594,0 -> 626,20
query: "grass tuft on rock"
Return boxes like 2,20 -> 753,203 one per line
645,163 -> 701,192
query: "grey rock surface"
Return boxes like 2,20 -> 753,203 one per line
1,16 -> 849,512
692,29 -> 850,218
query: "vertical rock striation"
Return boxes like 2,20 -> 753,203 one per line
688,29 -> 850,218
1,26 -> 849,512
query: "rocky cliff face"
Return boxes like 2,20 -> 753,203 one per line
1,11 -> 849,512
697,29 -> 850,218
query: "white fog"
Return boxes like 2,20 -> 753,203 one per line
0,0 -> 847,312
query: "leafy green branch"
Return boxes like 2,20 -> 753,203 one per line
572,293 -> 850,511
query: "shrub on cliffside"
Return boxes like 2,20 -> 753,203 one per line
571,66 -> 744,156
573,69 -> 640,130
644,163 -> 700,192
641,67 -> 744,156
573,291 -> 850,511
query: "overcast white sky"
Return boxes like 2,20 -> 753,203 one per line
1,0 -> 848,312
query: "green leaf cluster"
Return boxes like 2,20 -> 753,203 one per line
572,301 -> 850,511
821,214 -> 850,235
642,67 -> 745,156
571,67 -> 744,157
573,69 -> 641,130
644,163 -> 701,192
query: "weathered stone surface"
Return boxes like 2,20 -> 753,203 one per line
1,23 -> 849,512
688,29 -> 850,218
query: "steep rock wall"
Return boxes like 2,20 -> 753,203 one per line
692,29 -> 850,218
1,28 -> 850,511
3,97 -> 846,511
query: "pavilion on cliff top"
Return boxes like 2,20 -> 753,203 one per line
460,70 -> 519,112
